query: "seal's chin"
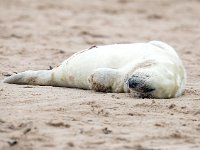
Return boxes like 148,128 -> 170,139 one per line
129,88 -> 155,99
127,83 -> 156,98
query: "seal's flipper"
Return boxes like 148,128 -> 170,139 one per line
88,68 -> 125,93
3,70 -> 54,86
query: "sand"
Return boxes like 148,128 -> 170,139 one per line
0,0 -> 200,149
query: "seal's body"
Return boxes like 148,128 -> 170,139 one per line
3,41 -> 186,98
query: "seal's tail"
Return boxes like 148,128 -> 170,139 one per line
3,70 -> 55,86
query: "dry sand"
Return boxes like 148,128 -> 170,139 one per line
0,0 -> 200,149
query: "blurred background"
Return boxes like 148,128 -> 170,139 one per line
1,0 -> 200,83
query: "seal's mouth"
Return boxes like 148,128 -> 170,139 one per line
129,89 -> 155,99
136,85 -> 155,93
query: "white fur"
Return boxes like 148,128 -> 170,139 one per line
3,41 -> 186,98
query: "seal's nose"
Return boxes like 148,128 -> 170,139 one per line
127,74 -> 155,93
128,78 -> 140,88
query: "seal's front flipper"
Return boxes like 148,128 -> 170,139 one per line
88,68 -> 124,93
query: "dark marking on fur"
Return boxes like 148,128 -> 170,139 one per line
26,77 -> 37,85
92,81 -> 110,92
48,66 -> 53,70
89,74 -> 111,92
88,45 -> 97,50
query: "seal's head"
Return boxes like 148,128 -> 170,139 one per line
127,62 -> 186,99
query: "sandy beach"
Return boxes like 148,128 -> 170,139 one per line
0,0 -> 200,149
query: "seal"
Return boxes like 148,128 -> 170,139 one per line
3,41 -> 186,98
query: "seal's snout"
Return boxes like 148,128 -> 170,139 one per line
128,77 -> 140,88
128,74 -> 146,89
127,74 -> 155,93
